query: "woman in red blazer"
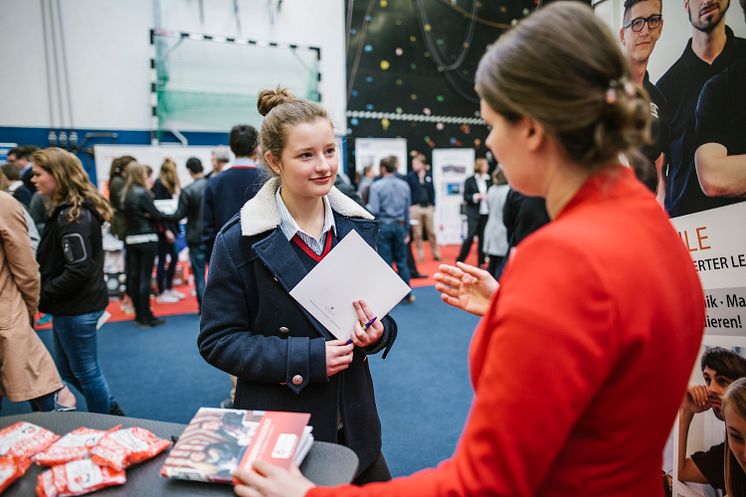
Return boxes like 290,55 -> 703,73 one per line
233,3 -> 705,497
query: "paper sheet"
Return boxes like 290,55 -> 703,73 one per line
289,230 -> 411,340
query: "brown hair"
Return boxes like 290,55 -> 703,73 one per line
0,166 -> 8,190
109,155 -> 136,180
380,155 -> 399,174
475,1 -> 650,169
492,167 -> 507,186
122,163 -> 148,202
158,157 -> 181,194
31,148 -> 112,223
623,0 -> 662,22
723,378 -> 746,497
1,162 -> 22,181
257,87 -> 331,168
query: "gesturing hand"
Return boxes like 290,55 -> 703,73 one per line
234,461 -> 314,497
325,340 -> 353,377
434,262 -> 498,316
350,299 -> 383,348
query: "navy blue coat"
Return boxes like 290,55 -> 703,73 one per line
406,171 -> 436,206
198,181 -> 397,473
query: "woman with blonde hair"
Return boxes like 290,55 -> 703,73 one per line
152,158 -> 183,303
122,163 -> 170,326
32,147 -> 123,415
233,3 -> 704,497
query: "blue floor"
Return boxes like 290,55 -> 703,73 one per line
3,286 -> 479,477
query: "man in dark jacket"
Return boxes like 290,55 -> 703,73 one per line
457,158 -> 491,266
1,162 -> 33,207
406,153 -> 441,262
496,189 -> 551,278
202,125 -> 263,258
164,157 -> 208,311
7,145 -> 39,193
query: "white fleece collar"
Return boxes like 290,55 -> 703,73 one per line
240,177 -> 373,236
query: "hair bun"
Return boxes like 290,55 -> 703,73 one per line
590,81 -> 651,165
257,87 -> 296,117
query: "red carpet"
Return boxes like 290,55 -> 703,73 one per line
410,244 -> 479,288
107,282 -> 199,323
35,244 -> 478,330
35,261 -> 199,330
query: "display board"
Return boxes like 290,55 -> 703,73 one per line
0,143 -> 16,162
93,144 -> 218,194
669,202 -> 746,497
353,138 -> 407,176
432,148 -> 474,245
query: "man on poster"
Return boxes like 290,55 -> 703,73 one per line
693,0 -> 746,205
619,0 -> 668,198
678,347 -> 746,492
656,0 -> 746,216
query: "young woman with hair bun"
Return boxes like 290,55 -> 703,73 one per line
199,87 -> 398,484
233,3 -> 704,497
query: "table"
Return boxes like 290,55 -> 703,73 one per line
1,412 -> 358,496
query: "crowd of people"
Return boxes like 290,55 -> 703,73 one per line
1,0 -> 745,495
0,128 -> 266,415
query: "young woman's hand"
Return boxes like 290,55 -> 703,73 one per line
434,262 -> 498,316
325,340 -> 353,377
234,461 -> 314,497
350,299 -> 383,348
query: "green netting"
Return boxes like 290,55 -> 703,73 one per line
154,32 -> 320,137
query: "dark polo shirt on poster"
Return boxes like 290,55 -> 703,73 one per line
694,58 -> 746,209
656,26 -> 746,216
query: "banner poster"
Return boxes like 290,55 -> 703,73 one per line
93,144 -> 218,195
667,202 -> 746,497
353,138 -> 407,176
432,148 -> 475,245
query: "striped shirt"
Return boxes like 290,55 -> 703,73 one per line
275,188 -> 336,255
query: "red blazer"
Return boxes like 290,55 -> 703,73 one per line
310,165 -> 704,497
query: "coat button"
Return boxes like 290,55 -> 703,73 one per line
279,326 -> 290,334
292,375 -> 303,386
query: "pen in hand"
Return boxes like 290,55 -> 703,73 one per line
348,316 -> 378,345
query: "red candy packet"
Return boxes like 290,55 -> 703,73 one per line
33,427 -> 118,467
0,458 -> 32,494
0,422 -> 59,464
90,427 -> 172,471
35,459 -> 126,497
